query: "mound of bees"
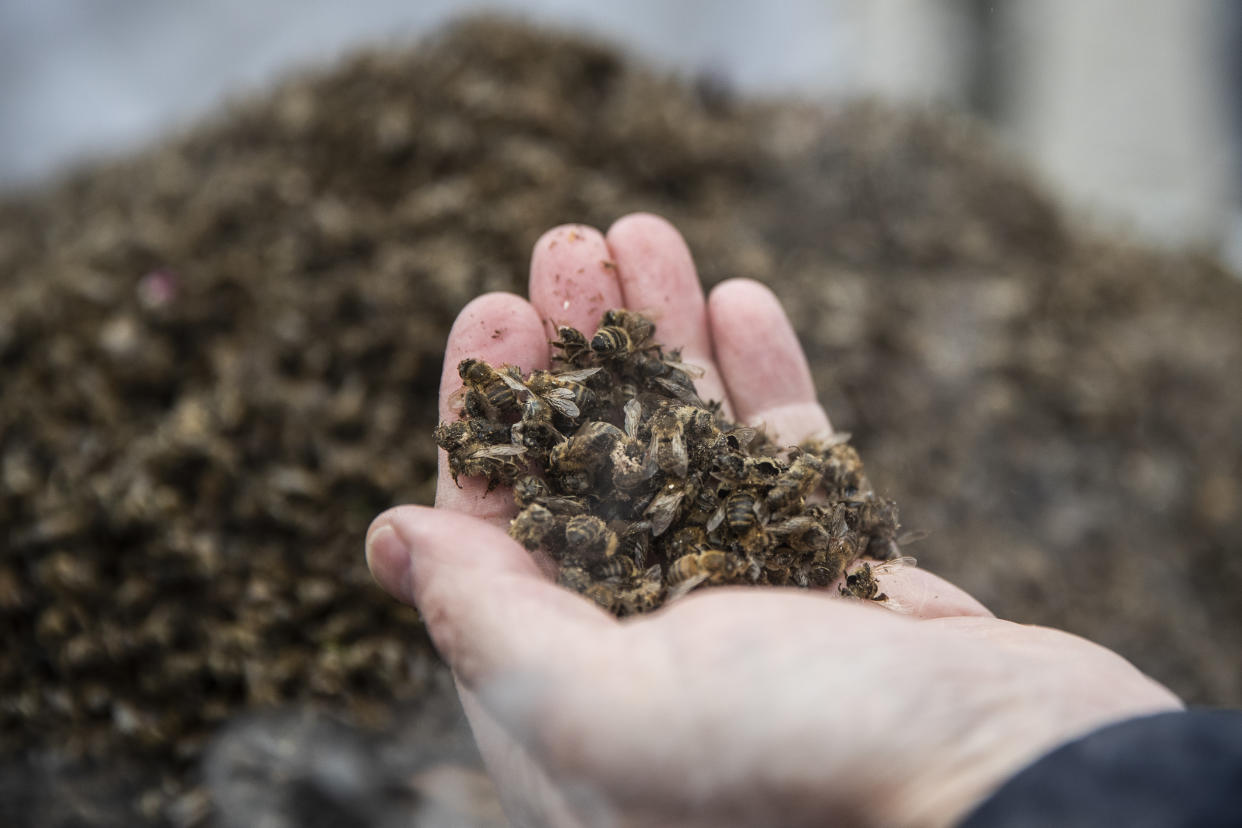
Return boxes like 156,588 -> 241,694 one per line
436,309 -> 902,615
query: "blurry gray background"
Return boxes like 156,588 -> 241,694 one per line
3,0 -> 1240,267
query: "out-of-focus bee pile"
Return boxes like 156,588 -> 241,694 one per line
4,12 -> 1242,828
436,309 -> 901,614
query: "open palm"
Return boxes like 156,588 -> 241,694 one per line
367,214 -> 1179,827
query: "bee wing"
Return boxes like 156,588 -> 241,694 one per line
766,516 -> 813,537
664,360 -> 706,378
554,367 -> 602,383
542,388 -> 580,418
499,371 -> 530,395
644,487 -> 686,537
666,572 -> 709,602
470,444 -> 528,460
706,501 -> 727,533
872,555 -> 918,573
671,430 -> 689,478
643,428 -> 661,469
725,427 -> 758,450
649,428 -> 688,478
623,398 -> 642,439
652,376 -> 702,404
446,384 -> 471,413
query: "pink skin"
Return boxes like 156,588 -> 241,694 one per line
368,214 -> 1181,827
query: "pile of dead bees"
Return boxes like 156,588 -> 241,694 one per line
435,310 -> 902,615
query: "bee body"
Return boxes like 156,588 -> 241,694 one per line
666,548 -> 743,587
725,490 -> 761,533
459,359 -> 521,414
765,453 -> 824,516
564,515 -> 619,562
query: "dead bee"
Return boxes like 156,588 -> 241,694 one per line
564,420 -> 628,460
612,445 -> 658,492
512,474 -> 549,507
556,568 -> 628,614
584,582 -> 625,613
848,496 -> 901,560
546,422 -> 615,495
645,404 -> 691,478
512,474 -> 587,515
591,326 -> 638,360
617,521 -> 652,568
664,525 -> 710,558
557,565 -> 591,592
453,388 -> 491,420
766,515 -> 832,556
715,489 -> 762,534
839,557 -> 917,603
666,548 -> 746,590
803,535 -> 857,587
434,415 -> 511,448
710,451 -> 749,485
819,442 -> 868,495
523,367 -> 603,420
747,456 -> 785,483
631,348 -> 705,404
590,309 -> 657,360
842,496 -> 901,558
611,565 -> 665,615
765,452 -> 824,517
563,515 -> 618,562
685,479 -> 725,526
710,451 -> 782,488
708,488 -> 771,571
643,479 -> 695,537
501,372 -> 572,455
549,420 -> 643,494
722,426 -> 759,453
510,503 -> 560,552
510,418 -> 564,465
610,379 -> 643,409
551,325 -> 594,368
456,358 -> 524,416
593,554 -> 639,580
435,422 -> 527,490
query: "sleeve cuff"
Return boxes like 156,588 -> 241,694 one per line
959,709 -> 1242,827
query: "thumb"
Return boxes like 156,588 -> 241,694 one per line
364,505 -> 611,687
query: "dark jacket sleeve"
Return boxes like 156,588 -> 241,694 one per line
959,710 -> 1242,827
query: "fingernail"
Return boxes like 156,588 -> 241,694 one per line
365,523 -> 411,600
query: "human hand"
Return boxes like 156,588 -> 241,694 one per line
366,214 -> 1181,827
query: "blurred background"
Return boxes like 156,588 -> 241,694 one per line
3,3 -> 1242,826
3,0 -> 1241,265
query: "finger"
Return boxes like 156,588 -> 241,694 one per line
709,281 -> 994,619
708,278 -> 831,445
605,213 -> 733,416
365,506 -> 611,684
437,292 -> 548,522
528,224 -> 624,344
